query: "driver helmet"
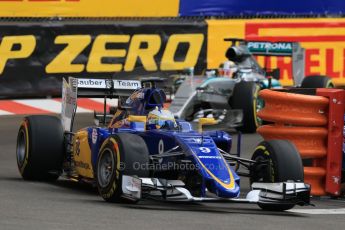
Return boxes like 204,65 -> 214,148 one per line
147,107 -> 176,129
218,61 -> 237,78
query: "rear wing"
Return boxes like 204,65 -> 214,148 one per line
61,77 -> 140,131
247,41 -> 305,86
225,38 -> 305,86
76,78 -> 140,98
225,38 -> 302,56
247,41 -> 295,56
246,41 -> 304,57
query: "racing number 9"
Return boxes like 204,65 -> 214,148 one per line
199,147 -> 211,153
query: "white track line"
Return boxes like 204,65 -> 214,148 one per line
288,208 -> 345,215
14,99 -> 92,113
89,98 -> 106,103
75,107 -> 94,113
89,98 -> 118,106
14,99 -> 62,113
0,109 -> 13,115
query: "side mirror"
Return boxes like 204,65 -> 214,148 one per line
128,115 -> 147,123
198,117 -> 217,132
128,115 -> 147,131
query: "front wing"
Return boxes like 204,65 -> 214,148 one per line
121,175 -> 311,206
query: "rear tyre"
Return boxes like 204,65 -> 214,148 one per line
231,81 -> 260,133
16,115 -> 64,181
250,140 -> 304,211
301,75 -> 334,88
96,133 -> 149,203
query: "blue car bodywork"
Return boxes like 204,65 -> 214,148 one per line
84,119 -> 240,198
55,77 -> 310,208
12,76 -> 314,210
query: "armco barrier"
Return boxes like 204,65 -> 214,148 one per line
257,89 -> 344,196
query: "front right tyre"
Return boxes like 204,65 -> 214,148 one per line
250,140 -> 304,211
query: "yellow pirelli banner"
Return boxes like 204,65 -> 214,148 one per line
207,18 -> 345,86
0,0 -> 179,17
1,17 -> 345,98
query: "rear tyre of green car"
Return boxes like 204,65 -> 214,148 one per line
301,75 -> 334,88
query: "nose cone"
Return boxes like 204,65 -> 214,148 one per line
192,146 -> 240,198
211,170 -> 240,198
176,134 -> 241,198
198,159 -> 240,198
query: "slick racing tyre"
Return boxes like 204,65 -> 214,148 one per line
301,75 -> 334,88
250,140 -> 304,211
16,115 -> 64,181
231,81 -> 261,133
96,133 -> 149,203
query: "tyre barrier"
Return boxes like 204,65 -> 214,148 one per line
257,89 -> 344,196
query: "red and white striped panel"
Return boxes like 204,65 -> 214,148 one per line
0,98 -> 117,116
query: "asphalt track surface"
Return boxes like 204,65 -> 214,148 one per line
1,114 -> 345,230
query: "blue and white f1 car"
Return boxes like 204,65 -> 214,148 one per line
16,77 -> 310,211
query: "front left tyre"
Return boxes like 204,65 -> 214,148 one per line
16,115 -> 64,181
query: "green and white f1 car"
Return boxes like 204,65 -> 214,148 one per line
170,39 -> 334,133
